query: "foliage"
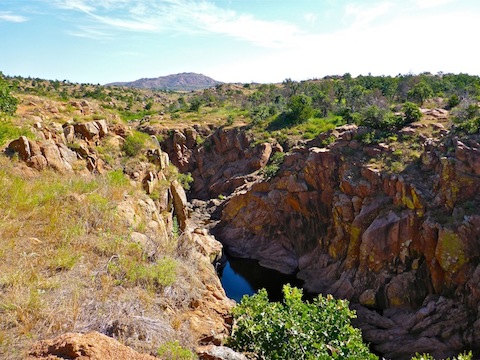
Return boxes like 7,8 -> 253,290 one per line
447,94 -> 460,109
0,73 -> 18,116
108,256 -> 177,291
262,151 -> 285,179
357,105 -> 401,131
453,103 -> 480,134
189,96 -> 203,112
411,351 -> 472,360
0,120 -> 33,146
402,101 -> 422,124
106,169 -> 129,187
122,130 -> 150,157
157,340 -> 195,360
408,81 -> 433,105
177,172 -> 194,191
228,285 -> 377,360
286,94 -> 314,125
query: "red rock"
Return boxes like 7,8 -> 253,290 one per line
8,136 -> 31,160
26,332 -> 157,360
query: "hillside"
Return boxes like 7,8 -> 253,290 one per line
1,72 -> 480,359
107,72 -> 222,91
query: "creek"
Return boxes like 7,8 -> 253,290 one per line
217,254 -> 304,302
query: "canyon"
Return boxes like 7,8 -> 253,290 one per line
3,74 -> 480,359
150,112 -> 480,359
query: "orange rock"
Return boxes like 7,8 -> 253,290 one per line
27,332 -> 157,360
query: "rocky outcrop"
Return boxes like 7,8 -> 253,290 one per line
160,123 -> 480,358
26,331 -> 157,360
147,126 -> 276,199
6,119 -> 112,174
197,345 -> 248,360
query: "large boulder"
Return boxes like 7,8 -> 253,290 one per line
26,332 -> 157,360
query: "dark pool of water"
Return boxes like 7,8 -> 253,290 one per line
217,255 -> 304,302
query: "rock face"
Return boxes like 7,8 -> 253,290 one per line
154,126 -> 276,199
26,331 -> 157,360
7,120 -> 234,359
160,124 -> 480,358
7,119 -> 111,174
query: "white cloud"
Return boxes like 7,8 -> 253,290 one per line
52,0 -> 95,12
0,12 -> 28,23
210,8 -> 479,83
304,13 -> 318,25
50,0 -> 302,47
344,2 -> 393,29
67,25 -> 113,39
414,0 -> 455,8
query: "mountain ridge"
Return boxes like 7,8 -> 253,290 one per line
106,72 -> 222,91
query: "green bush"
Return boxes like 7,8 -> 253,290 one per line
286,94 -> 314,125
402,102 -> 422,124
177,172 -> 194,191
122,130 -> 150,157
262,151 -> 285,179
411,351 -> 472,360
0,121 -> 32,146
0,75 -> 18,116
228,285 -> 377,360
157,340 -> 195,360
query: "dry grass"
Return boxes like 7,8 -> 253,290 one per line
0,156 -> 204,359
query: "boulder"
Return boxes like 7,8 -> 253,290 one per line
170,180 -> 189,231
8,136 -> 31,160
197,345 -> 248,360
26,331 -> 157,360
74,122 -> 100,140
41,142 -> 73,173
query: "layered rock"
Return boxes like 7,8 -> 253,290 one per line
145,126 -> 276,199
158,123 -> 480,358
6,119 -> 113,174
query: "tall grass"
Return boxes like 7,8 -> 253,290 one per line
0,156 -> 207,358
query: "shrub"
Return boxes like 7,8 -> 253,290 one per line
262,151 -> 285,179
286,94 -> 314,125
0,121 -> 32,146
228,285 -> 377,359
157,340 -> 195,360
177,172 -> 194,191
411,351 -> 472,360
122,130 -> 150,157
447,94 -> 460,109
108,256 -> 177,291
402,102 -> 422,124
0,75 -> 18,116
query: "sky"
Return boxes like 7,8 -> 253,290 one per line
0,0 -> 479,84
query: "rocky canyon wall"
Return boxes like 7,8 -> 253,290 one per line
161,123 -> 480,359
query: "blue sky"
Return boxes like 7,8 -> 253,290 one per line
1,0 -> 479,84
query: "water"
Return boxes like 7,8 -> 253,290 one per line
218,255 -> 304,302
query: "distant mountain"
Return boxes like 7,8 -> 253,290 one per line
106,72 -> 222,91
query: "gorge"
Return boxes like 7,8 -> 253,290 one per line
153,116 -> 480,359
2,73 -> 480,359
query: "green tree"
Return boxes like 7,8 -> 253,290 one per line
286,94 -> 314,125
228,285 -> 377,360
0,73 -> 18,116
312,90 -> 333,117
189,96 -> 203,112
402,101 -> 422,124
408,81 -> 433,105
447,94 -> 460,109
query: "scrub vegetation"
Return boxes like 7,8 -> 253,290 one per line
1,70 -> 479,359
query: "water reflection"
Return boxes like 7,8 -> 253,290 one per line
218,255 -> 303,302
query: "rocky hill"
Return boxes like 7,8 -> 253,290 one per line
107,72 -> 222,91
2,72 -> 480,359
